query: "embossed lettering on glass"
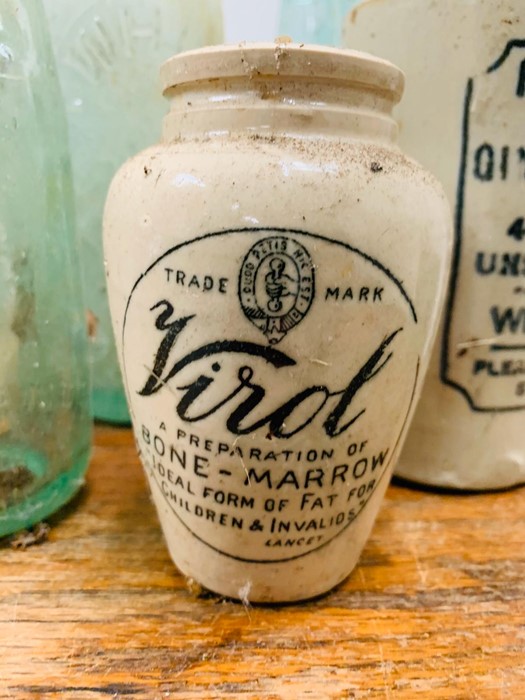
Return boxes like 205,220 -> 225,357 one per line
43,0 -> 223,424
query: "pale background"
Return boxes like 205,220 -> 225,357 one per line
222,0 -> 282,42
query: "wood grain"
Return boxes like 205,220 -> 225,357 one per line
0,426 -> 523,699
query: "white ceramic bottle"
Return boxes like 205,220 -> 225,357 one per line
344,0 -> 525,490
104,44 -> 452,602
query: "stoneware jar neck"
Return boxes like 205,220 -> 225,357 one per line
163,77 -> 399,144
160,44 -> 403,145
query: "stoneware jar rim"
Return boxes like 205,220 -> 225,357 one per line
161,42 -> 405,103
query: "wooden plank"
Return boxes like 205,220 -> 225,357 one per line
0,426 -> 523,699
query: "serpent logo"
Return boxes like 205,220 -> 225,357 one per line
239,236 -> 315,344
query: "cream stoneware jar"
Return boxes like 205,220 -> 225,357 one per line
344,0 -> 525,491
103,43 -> 452,602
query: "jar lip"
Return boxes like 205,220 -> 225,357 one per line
161,42 -> 405,103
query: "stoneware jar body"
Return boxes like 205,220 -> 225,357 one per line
104,44 -> 451,602
344,0 -> 525,490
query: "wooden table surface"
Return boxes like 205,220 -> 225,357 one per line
0,426 -> 523,700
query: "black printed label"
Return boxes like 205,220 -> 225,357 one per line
122,228 -> 419,562
442,40 -> 525,411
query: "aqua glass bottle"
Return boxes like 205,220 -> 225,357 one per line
43,0 -> 224,425
0,0 -> 91,536
279,0 -> 358,46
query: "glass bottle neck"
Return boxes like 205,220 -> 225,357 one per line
162,77 -> 399,144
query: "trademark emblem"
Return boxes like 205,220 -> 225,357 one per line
239,236 -> 315,344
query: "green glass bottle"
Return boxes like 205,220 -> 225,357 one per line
279,0 -> 358,46
0,0 -> 91,536
43,0 -> 224,424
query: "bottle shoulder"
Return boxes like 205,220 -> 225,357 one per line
111,134 -> 448,206
105,134 -> 452,276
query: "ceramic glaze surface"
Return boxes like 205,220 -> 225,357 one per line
104,44 -> 452,601
344,0 -> 525,490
